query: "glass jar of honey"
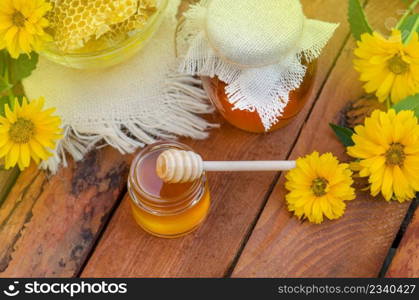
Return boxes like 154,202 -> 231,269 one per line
201,61 -> 317,133
177,0 -> 337,134
128,141 -> 211,238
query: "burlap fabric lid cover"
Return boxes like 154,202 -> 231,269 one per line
178,0 -> 339,130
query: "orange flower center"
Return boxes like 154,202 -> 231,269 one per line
12,11 -> 26,27
385,143 -> 406,166
311,177 -> 328,197
9,118 -> 35,144
388,55 -> 409,75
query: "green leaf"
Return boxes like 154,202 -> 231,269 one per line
392,94 -> 419,117
330,123 -> 355,147
348,0 -> 373,40
0,77 -> 12,93
8,52 -> 38,84
398,14 -> 419,44
0,96 -> 9,117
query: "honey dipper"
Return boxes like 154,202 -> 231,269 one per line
156,149 -> 296,183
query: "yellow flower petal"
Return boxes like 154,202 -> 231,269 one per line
19,143 -> 30,169
7,144 -> 20,168
0,0 -> 51,57
0,96 -> 62,170
0,142 -> 13,157
349,109 -> 419,202
353,30 -> 419,104
285,152 -> 355,224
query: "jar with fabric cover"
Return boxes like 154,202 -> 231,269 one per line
177,0 -> 338,133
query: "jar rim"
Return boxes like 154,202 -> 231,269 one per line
42,0 -> 169,59
128,141 -> 206,215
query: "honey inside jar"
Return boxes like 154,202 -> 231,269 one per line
128,142 -> 210,238
201,61 -> 317,133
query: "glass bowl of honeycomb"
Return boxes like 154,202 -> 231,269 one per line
41,0 -> 169,69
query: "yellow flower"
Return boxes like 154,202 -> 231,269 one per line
348,109 -> 419,202
0,97 -> 62,170
353,30 -> 419,104
285,152 -> 355,224
0,0 -> 52,58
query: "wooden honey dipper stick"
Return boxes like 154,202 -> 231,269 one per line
156,149 -> 296,183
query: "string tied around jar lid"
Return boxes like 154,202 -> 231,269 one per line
177,0 -> 339,131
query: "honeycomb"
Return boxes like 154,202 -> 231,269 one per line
47,0 -> 157,52
104,4 -> 157,42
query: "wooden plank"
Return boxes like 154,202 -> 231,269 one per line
81,0 -> 354,277
0,148 -> 131,277
386,204 -> 419,277
231,0 -> 411,278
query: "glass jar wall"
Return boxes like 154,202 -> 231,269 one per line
201,61 -> 317,133
128,141 -> 211,238
41,0 -> 169,69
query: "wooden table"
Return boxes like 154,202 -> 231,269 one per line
0,0 -> 418,278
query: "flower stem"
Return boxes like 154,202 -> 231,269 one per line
403,16 -> 419,43
3,68 -> 14,108
3,56 -> 15,109
396,0 -> 419,29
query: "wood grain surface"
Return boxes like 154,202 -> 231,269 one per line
231,0 -> 412,278
81,0 -> 357,277
386,205 -> 419,277
0,148 -> 131,277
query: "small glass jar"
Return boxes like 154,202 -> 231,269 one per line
201,61 -> 317,133
41,0 -> 168,69
128,141 -> 211,238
